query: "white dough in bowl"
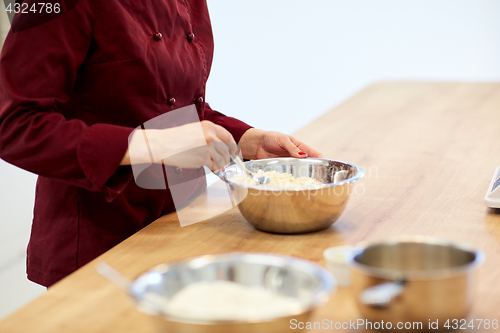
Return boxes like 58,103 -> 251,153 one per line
231,170 -> 322,187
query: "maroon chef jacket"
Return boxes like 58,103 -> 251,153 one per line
0,0 -> 252,287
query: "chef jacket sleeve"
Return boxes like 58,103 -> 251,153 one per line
203,103 -> 252,143
0,0 -> 133,202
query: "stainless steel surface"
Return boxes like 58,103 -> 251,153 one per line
347,237 -> 485,332
231,155 -> 269,185
127,252 -> 336,333
223,158 -> 364,234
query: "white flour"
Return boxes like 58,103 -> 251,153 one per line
165,281 -> 304,321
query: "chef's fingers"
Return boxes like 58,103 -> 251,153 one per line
201,121 -> 238,155
228,142 -> 240,157
208,143 -> 226,172
296,145 -> 324,158
201,121 -> 234,144
289,137 -> 324,158
212,141 -> 231,168
201,146 -> 214,169
279,136 -> 308,158
212,124 -> 239,156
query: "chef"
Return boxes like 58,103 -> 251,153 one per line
0,0 -> 323,287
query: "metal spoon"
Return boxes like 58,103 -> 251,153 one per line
96,261 -> 132,291
96,262 -> 169,314
231,155 -> 270,185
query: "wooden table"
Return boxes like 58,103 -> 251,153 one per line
1,82 -> 500,332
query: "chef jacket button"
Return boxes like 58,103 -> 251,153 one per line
174,166 -> 183,174
167,97 -> 176,106
195,96 -> 204,104
187,32 -> 195,41
153,32 -> 163,41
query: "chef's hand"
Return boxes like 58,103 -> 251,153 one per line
121,120 -> 238,172
238,128 -> 323,160
199,121 -> 239,172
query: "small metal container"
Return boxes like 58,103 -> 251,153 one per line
347,237 -> 485,332
223,158 -> 364,234
129,253 -> 336,333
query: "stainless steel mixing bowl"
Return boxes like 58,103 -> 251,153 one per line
347,237 -> 485,332
223,158 -> 364,234
129,252 -> 336,333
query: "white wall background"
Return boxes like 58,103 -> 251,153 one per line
1,0 -> 500,320
206,0 -> 500,133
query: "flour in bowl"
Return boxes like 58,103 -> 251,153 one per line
231,170 -> 322,187
164,280 -> 304,321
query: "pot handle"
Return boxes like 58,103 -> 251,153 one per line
360,280 -> 406,309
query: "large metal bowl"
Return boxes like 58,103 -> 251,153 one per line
129,252 -> 336,333
224,158 -> 364,234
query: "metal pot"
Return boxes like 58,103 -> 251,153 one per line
346,237 -> 484,332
